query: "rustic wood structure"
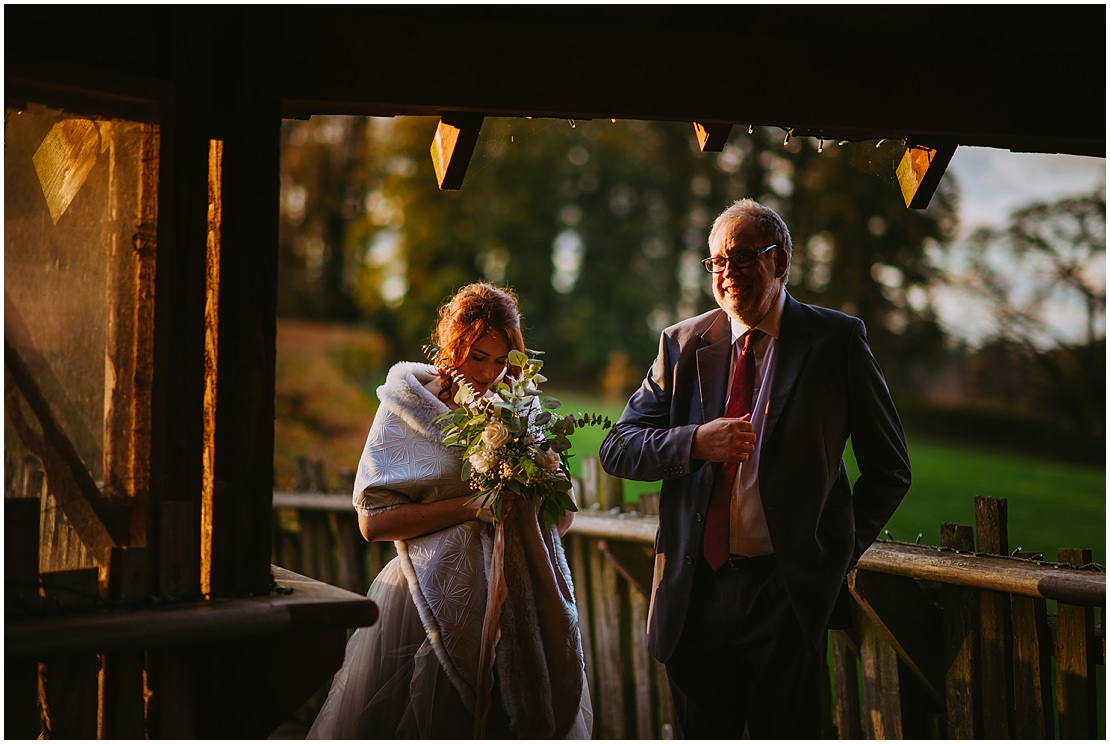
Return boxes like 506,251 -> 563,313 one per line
4,5 -> 1104,738
273,457 -> 1105,739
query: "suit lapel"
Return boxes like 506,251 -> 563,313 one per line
696,310 -> 732,423
762,293 -> 811,445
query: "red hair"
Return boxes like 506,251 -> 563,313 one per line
429,283 -> 526,394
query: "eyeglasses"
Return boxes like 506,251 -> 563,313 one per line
702,244 -> 777,273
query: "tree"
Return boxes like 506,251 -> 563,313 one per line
280,117 -> 957,403
944,186 -> 1105,438
277,116 -> 369,321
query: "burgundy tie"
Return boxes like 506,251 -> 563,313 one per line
703,331 -> 757,570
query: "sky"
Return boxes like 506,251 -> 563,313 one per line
946,146 -> 1106,235
932,147 -> 1106,346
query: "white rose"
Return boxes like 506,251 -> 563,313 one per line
535,447 -> 561,470
482,421 -> 512,449
469,450 -> 493,474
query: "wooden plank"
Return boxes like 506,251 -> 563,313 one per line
599,538 -> 654,599
3,657 -> 41,739
101,652 -> 146,739
1011,592 -> 1054,738
154,499 -> 199,598
859,610 -> 903,738
7,566 -> 377,658
895,141 -> 956,209
144,647 -> 197,739
858,541 -> 1104,607
601,468 -> 624,511
567,534 -> 597,725
430,112 -> 483,190
40,654 -> 100,739
588,532 -> 625,738
41,567 -> 100,611
108,546 -> 148,603
651,653 -> 676,740
831,629 -> 862,739
579,460 -> 600,510
974,495 -> 1008,556
941,522 -> 981,739
628,588 -> 654,739
1055,548 -> 1098,739
6,497 -> 42,614
328,510 -> 359,592
849,569 -> 943,705
567,512 -> 659,544
5,342 -> 128,563
974,495 -> 1014,738
692,122 -> 732,152
977,589 -> 1015,738
205,33 -> 281,598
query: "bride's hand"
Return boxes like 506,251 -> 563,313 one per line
473,498 -> 497,524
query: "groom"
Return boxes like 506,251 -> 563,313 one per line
600,198 -> 911,738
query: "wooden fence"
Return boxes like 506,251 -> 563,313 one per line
272,456 -> 1105,739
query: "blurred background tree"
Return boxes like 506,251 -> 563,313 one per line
937,188 -> 1106,447
278,117 -> 958,399
275,114 -> 1104,472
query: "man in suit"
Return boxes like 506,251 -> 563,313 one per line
599,198 -> 911,738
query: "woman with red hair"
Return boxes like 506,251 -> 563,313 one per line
308,282 -> 592,739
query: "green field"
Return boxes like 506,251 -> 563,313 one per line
550,390 -> 1106,566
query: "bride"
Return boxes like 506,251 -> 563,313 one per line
307,282 -> 592,739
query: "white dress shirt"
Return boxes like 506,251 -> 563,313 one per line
725,289 -> 786,557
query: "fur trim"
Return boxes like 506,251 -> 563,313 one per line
394,536 -> 478,712
376,362 -> 452,446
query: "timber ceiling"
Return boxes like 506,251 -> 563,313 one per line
5,5 -> 1106,158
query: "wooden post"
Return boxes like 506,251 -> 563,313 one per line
588,533 -> 625,738
1010,560 -> 1054,739
859,608 -> 903,738
5,497 -> 43,738
941,522 -> 981,738
651,653 -> 676,739
830,629 -> 862,739
628,588 -> 655,738
974,496 -> 1014,738
39,654 -> 100,739
577,462 -> 599,510
1055,547 -> 1098,739
849,569 -> 944,705
567,533 -> 598,727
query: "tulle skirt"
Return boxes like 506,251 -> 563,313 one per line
306,556 -> 593,739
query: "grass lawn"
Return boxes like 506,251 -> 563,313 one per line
549,389 -> 1106,566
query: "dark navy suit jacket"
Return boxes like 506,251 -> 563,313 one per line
599,293 -> 911,661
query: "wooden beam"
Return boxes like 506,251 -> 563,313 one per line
1055,548 -> 1098,738
896,141 -> 956,209
430,113 -> 484,190
941,522 -> 981,739
4,342 -> 128,564
693,122 -> 732,152
849,569 -> 944,706
598,538 -> 654,599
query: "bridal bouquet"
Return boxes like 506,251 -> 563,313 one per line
433,348 -> 617,530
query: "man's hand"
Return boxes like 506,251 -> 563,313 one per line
691,414 -> 756,463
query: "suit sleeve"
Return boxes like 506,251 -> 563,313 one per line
599,330 -> 700,482
847,320 -> 912,562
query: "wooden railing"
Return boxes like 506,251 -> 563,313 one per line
272,456 -> 1105,739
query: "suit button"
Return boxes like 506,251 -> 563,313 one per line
684,555 -> 693,565
695,512 -> 703,522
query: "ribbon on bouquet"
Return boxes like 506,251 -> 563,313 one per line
473,513 -> 507,739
